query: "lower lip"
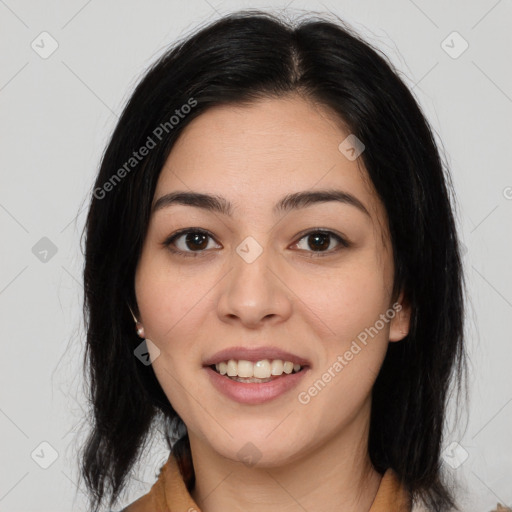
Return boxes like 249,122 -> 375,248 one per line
204,366 -> 310,405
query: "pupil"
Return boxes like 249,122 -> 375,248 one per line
309,233 -> 329,251
186,232 -> 208,250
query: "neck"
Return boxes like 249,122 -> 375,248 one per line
189,400 -> 382,512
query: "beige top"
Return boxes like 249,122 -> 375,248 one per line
123,451 -> 413,512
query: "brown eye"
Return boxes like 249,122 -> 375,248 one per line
163,229 -> 220,256
181,232 -> 209,251
294,230 -> 349,255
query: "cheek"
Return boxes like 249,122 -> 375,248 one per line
292,252 -> 392,406
296,252 -> 392,341
134,257 -> 206,414
294,315 -> 389,439
135,251 -> 209,342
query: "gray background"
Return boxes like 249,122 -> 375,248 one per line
1,0 -> 511,510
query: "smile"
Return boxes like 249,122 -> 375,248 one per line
204,359 -> 310,404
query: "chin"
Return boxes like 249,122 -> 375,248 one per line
211,435 -> 304,469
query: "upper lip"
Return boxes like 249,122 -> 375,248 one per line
203,346 -> 311,367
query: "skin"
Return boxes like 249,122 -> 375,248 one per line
134,94 -> 411,512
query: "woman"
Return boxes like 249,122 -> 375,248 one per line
80,10 -> 467,512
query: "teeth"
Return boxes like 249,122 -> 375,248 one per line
271,359 -> 283,375
238,360 -> 254,378
214,359 -> 303,379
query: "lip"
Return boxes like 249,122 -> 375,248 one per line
204,365 -> 311,405
202,346 -> 311,366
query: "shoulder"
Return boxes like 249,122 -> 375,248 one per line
116,455 -> 174,512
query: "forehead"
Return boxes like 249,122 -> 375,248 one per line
154,95 -> 383,223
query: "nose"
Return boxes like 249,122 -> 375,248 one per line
216,239 -> 293,329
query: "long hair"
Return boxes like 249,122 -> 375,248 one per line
80,10 -> 467,511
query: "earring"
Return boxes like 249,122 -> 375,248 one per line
128,304 -> 138,323
128,304 -> 145,338
136,323 -> 145,338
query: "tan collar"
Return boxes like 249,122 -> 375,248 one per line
123,452 -> 411,512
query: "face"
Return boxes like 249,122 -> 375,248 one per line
134,94 -> 409,467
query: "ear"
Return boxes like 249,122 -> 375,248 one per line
388,290 -> 411,342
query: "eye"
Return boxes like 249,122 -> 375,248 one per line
162,228 -> 221,257
162,228 -> 349,258
292,229 -> 349,256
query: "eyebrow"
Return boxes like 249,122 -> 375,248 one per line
152,188 -> 370,217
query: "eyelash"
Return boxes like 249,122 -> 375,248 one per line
161,227 -> 350,258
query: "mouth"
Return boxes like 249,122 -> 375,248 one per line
203,349 -> 311,405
